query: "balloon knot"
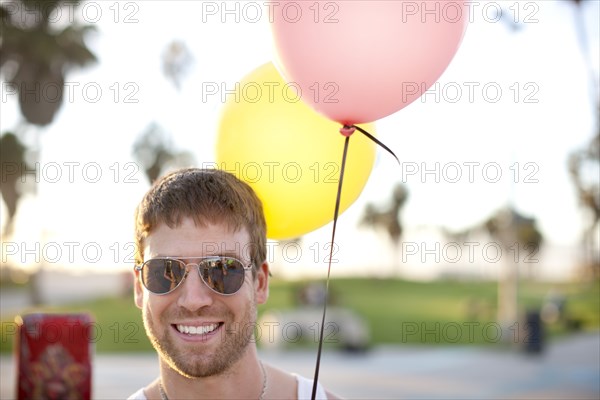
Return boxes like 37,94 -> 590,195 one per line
339,125 -> 356,137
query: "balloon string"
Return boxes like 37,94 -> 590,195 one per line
311,134 -> 350,400
352,124 -> 401,165
311,125 -> 399,399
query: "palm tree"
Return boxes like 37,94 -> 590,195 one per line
0,132 -> 34,235
483,207 -> 543,340
567,0 -> 600,280
132,123 -> 196,184
569,133 -> 600,279
360,183 -> 408,276
1,1 -> 96,299
0,0 -> 97,235
1,0 -> 97,125
132,41 -> 195,184
162,40 -> 193,91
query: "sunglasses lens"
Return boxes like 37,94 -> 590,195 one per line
142,258 -> 185,294
202,257 -> 246,295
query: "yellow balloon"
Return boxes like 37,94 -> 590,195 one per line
216,63 -> 375,240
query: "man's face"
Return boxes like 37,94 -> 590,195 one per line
134,217 -> 268,378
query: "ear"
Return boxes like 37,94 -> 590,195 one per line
133,269 -> 144,309
255,262 -> 269,304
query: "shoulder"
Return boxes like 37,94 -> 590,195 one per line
263,363 -> 341,399
294,373 -> 341,400
127,379 -> 160,400
126,388 -> 147,400
324,389 -> 342,400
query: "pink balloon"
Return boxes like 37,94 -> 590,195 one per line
271,0 -> 469,125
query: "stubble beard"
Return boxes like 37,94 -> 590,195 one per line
143,300 -> 257,379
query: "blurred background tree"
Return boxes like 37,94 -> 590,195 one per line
0,0 -> 97,236
0,132 -> 34,236
568,0 -> 599,281
569,132 -> 600,280
0,0 -> 97,125
132,122 -> 196,184
360,183 -> 408,276
131,39 -> 196,184
484,207 -> 544,335
161,40 -> 193,91
484,207 -> 544,277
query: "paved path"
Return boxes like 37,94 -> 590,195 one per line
1,331 -> 598,399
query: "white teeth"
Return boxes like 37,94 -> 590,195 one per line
177,324 -> 219,335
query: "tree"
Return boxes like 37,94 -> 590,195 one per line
0,132 -> 35,235
360,183 -> 408,276
567,0 -> 600,280
161,40 -> 193,91
483,207 -> 543,339
132,41 -> 195,184
484,207 -> 544,277
0,0 -> 96,235
132,123 -> 196,184
569,133 -> 600,279
1,0 -> 97,125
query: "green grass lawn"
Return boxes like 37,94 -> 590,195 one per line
1,278 -> 598,353
330,278 -> 599,345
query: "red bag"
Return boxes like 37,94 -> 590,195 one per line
15,313 -> 93,400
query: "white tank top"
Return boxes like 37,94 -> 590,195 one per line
294,374 -> 329,399
127,374 -> 329,399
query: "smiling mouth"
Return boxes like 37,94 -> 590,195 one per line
175,323 -> 222,335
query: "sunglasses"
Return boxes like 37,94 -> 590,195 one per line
134,256 -> 252,296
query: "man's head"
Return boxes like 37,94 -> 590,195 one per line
133,168 -> 269,378
134,168 -> 267,277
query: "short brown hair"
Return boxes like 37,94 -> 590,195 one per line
134,168 -> 266,277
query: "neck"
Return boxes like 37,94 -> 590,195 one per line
158,347 -> 265,399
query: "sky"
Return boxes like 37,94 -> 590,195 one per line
1,0 -> 599,281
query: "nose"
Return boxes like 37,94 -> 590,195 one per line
176,264 -> 214,312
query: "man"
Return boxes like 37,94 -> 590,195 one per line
128,168 -> 338,399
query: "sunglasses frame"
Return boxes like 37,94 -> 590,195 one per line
134,256 -> 253,296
